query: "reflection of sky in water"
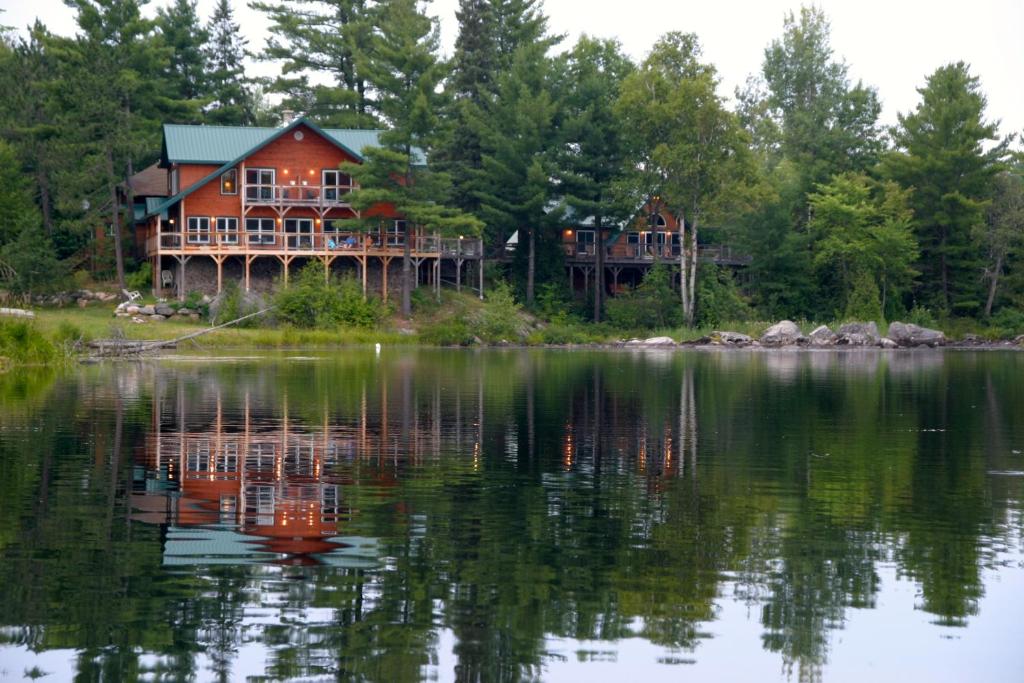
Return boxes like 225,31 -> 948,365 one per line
4,559 -> 1021,682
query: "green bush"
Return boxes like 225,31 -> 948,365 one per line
606,263 -> 683,332
53,321 -> 89,347
473,280 -> 525,342
989,308 -> 1024,336
213,282 -> 260,327
274,263 -> 387,329
906,305 -> 938,328
696,264 -> 754,328
421,318 -> 476,346
844,270 -> 883,322
126,262 -> 152,292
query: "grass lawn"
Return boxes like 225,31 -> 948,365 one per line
31,304 -> 414,349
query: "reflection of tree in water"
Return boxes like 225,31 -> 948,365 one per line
0,351 -> 1022,681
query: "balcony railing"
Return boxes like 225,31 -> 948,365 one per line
243,184 -> 354,207
151,231 -> 483,258
563,243 -> 750,265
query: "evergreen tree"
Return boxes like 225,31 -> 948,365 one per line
0,139 -> 41,247
47,0 -> 180,292
0,23 -> 62,237
204,0 -> 254,125
252,0 -> 377,126
439,0 -> 556,218
156,0 -> 208,108
882,62 -> 1008,315
553,36 -> 634,321
345,0 -> 482,317
471,41 -> 561,306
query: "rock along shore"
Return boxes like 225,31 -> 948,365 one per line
621,321 -> 1024,350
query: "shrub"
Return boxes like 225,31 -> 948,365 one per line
606,263 -> 683,331
906,305 -> 938,328
473,280 -> 525,342
273,263 -> 387,329
126,262 -> 152,292
844,270 -> 883,322
421,318 -> 476,346
696,264 -> 754,328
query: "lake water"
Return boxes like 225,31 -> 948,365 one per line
0,349 -> 1022,682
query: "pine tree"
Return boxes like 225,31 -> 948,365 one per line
471,41 -> 560,306
47,0 -> 181,292
553,36 -> 634,321
252,0 -> 377,126
156,0 -> 208,109
882,62 -> 1008,315
346,0 -> 482,317
204,0 -> 253,125
439,0 -> 556,219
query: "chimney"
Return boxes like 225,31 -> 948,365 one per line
281,109 -> 296,126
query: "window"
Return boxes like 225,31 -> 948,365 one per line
245,217 -> 276,245
385,219 -> 406,247
245,168 -> 275,201
216,217 -> 238,244
220,168 -> 238,195
576,229 -> 595,255
284,218 -> 313,249
652,213 -> 667,228
187,216 -> 211,244
322,169 -> 352,201
669,233 -> 681,256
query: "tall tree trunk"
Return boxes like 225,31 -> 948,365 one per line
687,216 -> 698,327
36,163 -> 54,236
677,210 -> 688,322
984,253 -> 1004,317
593,216 -> 603,322
106,147 -> 127,294
401,231 -> 412,318
526,226 -> 535,305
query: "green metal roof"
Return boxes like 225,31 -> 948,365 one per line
146,117 -> 425,220
161,123 -> 401,165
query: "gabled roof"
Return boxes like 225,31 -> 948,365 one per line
127,163 -> 168,197
161,120 -> 387,166
146,117 -> 421,220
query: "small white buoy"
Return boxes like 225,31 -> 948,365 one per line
375,342 -> 381,355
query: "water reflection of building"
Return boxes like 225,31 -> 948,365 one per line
130,371 -> 483,566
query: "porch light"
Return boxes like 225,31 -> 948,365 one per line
169,219 -> 175,225
283,169 -> 289,175
308,169 -> 315,176
315,218 -> 321,225
277,217 -> 282,224
564,229 -> 573,236
302,180 -> 308,186
289,180 -> 296,186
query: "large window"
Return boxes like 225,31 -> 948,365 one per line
245,217 -> 275,245
284,218 -> 313,249
245,168 -> 275,201
187,216 -> 210,244
576,229 -> 595,255
385,220 -> 406,247
220,168 -> 238,195
216,217 -> 238,245
322,169 -> 353,201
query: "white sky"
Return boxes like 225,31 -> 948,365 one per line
2,0 -> 1022,139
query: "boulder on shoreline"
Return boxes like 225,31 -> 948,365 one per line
760,320 -> 804,346
710,331 -> 754,346
887,321 -> 946,347
808,325 -> 838,346
879,337 -> 898,349
837,322 -> 880,346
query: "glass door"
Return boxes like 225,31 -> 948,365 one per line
285,218 -> 314,249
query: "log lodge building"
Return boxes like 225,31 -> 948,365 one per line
130,117 -> 746,301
